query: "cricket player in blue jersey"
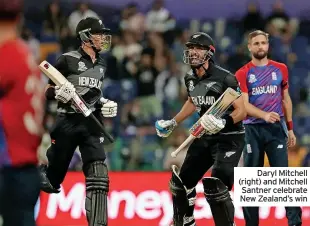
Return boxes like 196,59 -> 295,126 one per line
235,30 -> 302,226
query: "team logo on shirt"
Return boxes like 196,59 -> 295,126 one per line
78,61 -> 87,72
205,81 -> 216,90
248,74 -> 257,83
188,80 -> 195,91
272,72 -> 277,80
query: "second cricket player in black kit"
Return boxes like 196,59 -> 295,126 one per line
155,32 -> 247,226
40,17 -> 117,226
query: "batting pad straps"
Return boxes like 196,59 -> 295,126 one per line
84,161 -> 109,192
184,188 -> 197,226
86,177 -> 109,191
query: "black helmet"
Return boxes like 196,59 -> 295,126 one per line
76,17 -> 111,52
183,32 -> 215,66
76,17 -> 110,37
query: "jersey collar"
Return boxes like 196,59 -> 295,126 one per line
201,59 -> 214,79
249,59 -> 270,68
78,47 -> 100,60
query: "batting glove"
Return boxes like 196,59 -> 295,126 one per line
155,119 -> 177,137
100,97 -> 117,117
200,114 -> 225,135
54,81 -> 75,103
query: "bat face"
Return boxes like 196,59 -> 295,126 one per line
189,88 -> 241,137
38,60 -> 92,116
207,88 -> 241,118
39,60 -> 66,86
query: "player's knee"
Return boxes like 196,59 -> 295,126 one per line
202,177 -> 229,198
84,161 -> 109,192
212,166 -> 234,190
169,165 -> 185,193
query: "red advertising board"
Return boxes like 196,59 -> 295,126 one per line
36,172 -> 310,226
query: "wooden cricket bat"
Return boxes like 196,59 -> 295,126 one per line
39,60 -> 115,143
171,88 -> 241,158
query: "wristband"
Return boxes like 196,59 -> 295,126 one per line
171,118 -> 178,127
286,121 -> 293,130
45,86 -> 56,100
222,115 -> 234,128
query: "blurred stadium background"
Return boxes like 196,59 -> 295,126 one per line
3,0 -> 310,225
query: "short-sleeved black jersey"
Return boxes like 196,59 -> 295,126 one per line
184,61 -> 244,134
50,47 -> 107,113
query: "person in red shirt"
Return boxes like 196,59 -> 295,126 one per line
235,30 -> 301,226
0,0 -> 45,225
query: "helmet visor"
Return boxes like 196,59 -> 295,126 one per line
183,46 -> 209,66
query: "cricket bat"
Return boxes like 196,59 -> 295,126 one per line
39,60 -> 115,143
171,88 -> 241,158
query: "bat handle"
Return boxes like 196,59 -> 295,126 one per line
171,134 -> 195,158
191,124 -> 205,137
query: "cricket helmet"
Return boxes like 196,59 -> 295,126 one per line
76,17 -> 111,51
183,32 -> 216,66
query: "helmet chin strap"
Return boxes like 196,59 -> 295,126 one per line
89,39 -> 101,53
191,58 -> 210,74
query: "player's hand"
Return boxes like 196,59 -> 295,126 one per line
287,130 -> 296,148
155,119 -> 177,137
100,97 -> 118,117
54,81 -> 75,103
263,112 -> 280,123
200,114 -> 225,135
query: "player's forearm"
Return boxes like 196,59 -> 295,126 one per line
174,99 -> 196,124
230,107 -> 247,124
244,102 -> 267,120
282,93 -> 293,128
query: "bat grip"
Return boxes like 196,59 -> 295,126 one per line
191,124 -> 205,137
90,114 -> 115,143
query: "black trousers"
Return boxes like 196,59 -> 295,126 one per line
46,113 -> 106,188
179,133 -> 245,190
0,165 -> 40,226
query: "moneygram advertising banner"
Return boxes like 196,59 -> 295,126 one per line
37,172 -> 310,226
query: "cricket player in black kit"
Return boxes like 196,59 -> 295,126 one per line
40,17 -> 117,226
155,32 -> 247,226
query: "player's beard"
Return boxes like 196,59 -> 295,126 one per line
253,50 -> 268,60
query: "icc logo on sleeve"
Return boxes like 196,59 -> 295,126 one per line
189,80 -> 195,92
248,74 -> 257,83
78,61 -> 87,72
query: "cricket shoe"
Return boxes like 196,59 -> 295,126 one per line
38,164 -> 60,194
